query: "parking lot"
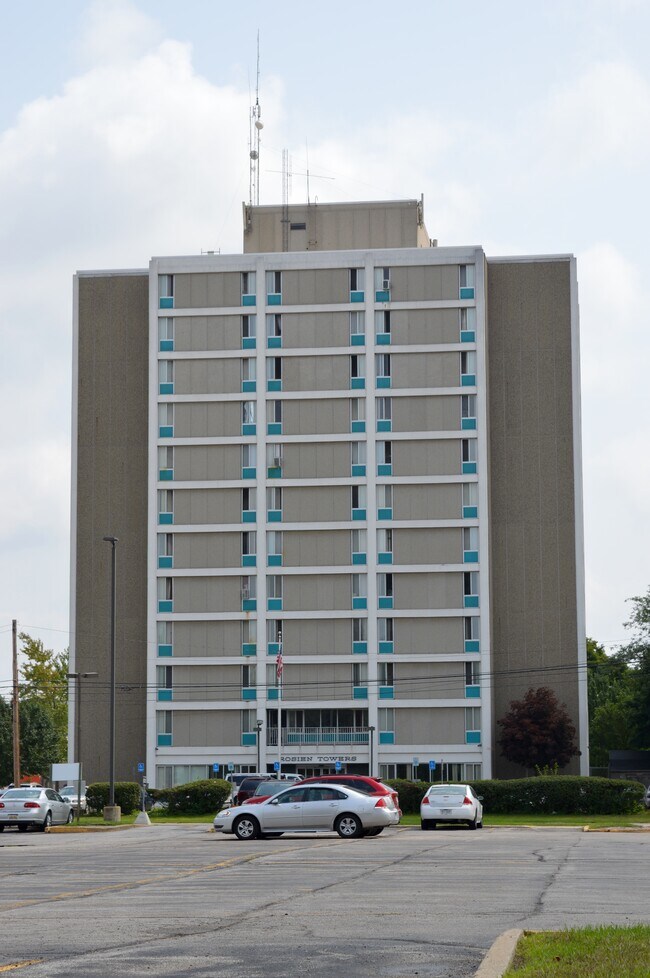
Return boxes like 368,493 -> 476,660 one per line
1,824 -> 649,977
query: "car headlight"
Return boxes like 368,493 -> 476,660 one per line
216,809 -> 231,818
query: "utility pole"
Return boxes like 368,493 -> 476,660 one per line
12,619 -> 20,786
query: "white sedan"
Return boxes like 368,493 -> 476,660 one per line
214,782 -> 400,839
420,784 -> 484,830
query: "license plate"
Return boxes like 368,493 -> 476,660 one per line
441,809 -> 452,815
8,814 -> 18,819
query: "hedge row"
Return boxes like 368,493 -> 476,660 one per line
384,776 -> 645,816
155,779 -> 230,815
86,782 -> 141,815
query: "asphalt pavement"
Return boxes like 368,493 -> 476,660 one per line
1,824 -> 648,977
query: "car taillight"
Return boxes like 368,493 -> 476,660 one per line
374,797 -> 387,808
462,796 -> 472,806
24,802 -> 40,809
421,796 -> 430,805
0,802 -> 4,808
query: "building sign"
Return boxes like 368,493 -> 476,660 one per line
281,754 -> 360,764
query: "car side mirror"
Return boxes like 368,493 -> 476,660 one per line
269,798 -> 279,805
477,796 -> 484,802
62,797 -> 71,803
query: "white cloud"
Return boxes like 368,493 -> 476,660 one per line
78,0 -> 162,67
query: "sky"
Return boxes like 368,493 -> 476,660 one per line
0,0 -> 649,686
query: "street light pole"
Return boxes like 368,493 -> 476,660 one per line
67,671 -> 98,823
368,725 -> 375,778
256,719 -> 263,772
103,535 -> 119,819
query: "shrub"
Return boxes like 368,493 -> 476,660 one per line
157,779 -> 230,815
86,782 -> 142,815
468,776 -> 645,815
385,779 -> 430,814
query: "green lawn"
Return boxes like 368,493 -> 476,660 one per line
65,811 -> 213,827
505,926 -> 650,977
399,811 -> 650,829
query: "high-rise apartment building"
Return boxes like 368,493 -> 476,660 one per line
70,199 -> 588,786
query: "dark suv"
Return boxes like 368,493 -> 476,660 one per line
298,775 -> 400,814
235,776 -> 271,805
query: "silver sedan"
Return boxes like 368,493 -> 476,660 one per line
0,787 -> 74,832
420,784 -> 484,830
214,782 -> 400,839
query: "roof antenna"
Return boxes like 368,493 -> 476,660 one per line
248,32 -> 263,206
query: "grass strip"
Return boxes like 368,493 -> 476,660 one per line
505,925 -> 650,978
399,812 -> 650,828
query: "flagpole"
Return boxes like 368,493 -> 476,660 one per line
276,632 -> 283,775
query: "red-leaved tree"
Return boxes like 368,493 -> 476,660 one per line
497,687 -> 578,771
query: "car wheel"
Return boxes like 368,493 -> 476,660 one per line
468,814 -> 478,830
335,813 -> 363,839
477,817 -> 483,829
0,825 -> 4,832
364,827 -> 383,837
233,815 -> 259,841
18,824 -> 28,832
40,812 -> 53,833
67,811 -> 74,824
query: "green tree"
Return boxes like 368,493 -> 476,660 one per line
618,588 -> 650,749
497,686 -> 578,771
18,633 -> 68,761
0,697 -> 12,785
586,637 -> 634,766
0,696 -> 60,783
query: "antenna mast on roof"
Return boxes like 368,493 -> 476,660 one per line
249,32 -> 263,206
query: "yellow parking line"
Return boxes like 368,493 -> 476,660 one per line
0,962 -> 42,972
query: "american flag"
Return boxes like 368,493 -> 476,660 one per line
276,641 -> 283,680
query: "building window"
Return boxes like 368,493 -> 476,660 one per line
268,575 -> 283,600
352,618 -> 367,642
462,395 -> 477,424
350,354 -> 365,380
157,710 -> 172,735
460,307 -> 476,333
242,444 -> 257,469
241,709 -> 256,733
242,664 -> 257,688
378,618 -> 393,642
459,265 -> 475,289
242,358 -> 256,384
242,401 -> 256,425
378,708 -> 394,732
377,441 -> 392,465
375,310 -> 391,336
267,402 -> 282,434
159,360 -> 174,388
375,353 -> 391,381
462,439 -> 477,465
242,271 -> 256,297
159,317 -> 174,349
158,445 -> 173,471
266,270 -> 282,296
351,485 -> 367,512
157,665 -> 172,690
242,531 -> 257,557
378,662 -> 394,687
465,706 -> 481,734
267,531 -> 282,558
267,357 -> 282,384
352,662 -> 368,688
464,571 -> 479,600
242,619 -> 257,645
157,577 -> 173,602
158,489 -> 173,518
350,398 -> 365,431
241,576 -> 257,600
267,443 -> 283,470
377,528 -> 392,555
463,526 -> 479,559
158,403 -> 174,434
351,528 -> 366,556
352,574 -> 367,600
465,662 -> 480,686
267,486 -> 282,513
242,314 -> 257,339
378,573 -> 393,599
377,484 -> 393,510
461,351 -> 476,379
350,268 -> 365,292
376,397 -> 392,431
465,617 -> 479,642
267,619 -> 282,645
350,311 -> 365,339
266,314 -> 282,340
157,533 -> 173,559
351,441 -> 366,467
374,267 -> 391,292
158,274 -> 174,300
242,486 -> 256,512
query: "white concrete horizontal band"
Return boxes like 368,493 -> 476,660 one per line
157,563 -> 477,578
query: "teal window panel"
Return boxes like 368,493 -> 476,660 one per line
379,686 -> 394,699
351,464 -> 366,477
267,642 -> 280,655
267,293 -> 282,305
378,552 -> 393,565
158,600 -> 173,613
377,419 -> 392,433
267,422 -> 282,435
242,554 -> 257,567
267,379 -> 282,392
267,687 -> 279,700
268,553 -> 282,566
460,330 -> 476,343
267,335 -> 282,348
376,376 -> 391,389
267,509 -> 282,522
242,510 -> 257,523
352,641 -> 367,654
242,380 -> 257,393
241,732 -> 257,745
352,552 -> 367,565
157,689 -> 173,702
242,423 -> 256,436
461,374 -> 476,387
464,550 -> 479,563
160,339 -> 174,352
350,290 -> 365,302
353,686 -> 368,699
242,294 -> 256,306
351,420 -> 366,433
157,733 -> 172,747
158,644 -> 173,657
159,425 -> 173,438
379,731 -> 394,745
159,382 -> 174,395
242,336 -> 257,349
466,730 -> 481,744
462,462 -> 477,475
267,466 -> 282,478
377,464 -> 392,476
465,639 -> 480,653
464,595 -> 479,608
159,469 -> 173,481
159,512 -> 173,525
242,688 -> 257,701
465,685 -> 481,699
459,287 -> 475,300
242,598 -> 257,612
376,333 -> 391,345
375,289 -> 390,302
352,508 -> 366,521
159,297 -> 174,309
378,641 -> 394,654
350,333 -> 365,346
268,597 -> 283,611
377,508 -> 392,520
242,643 -> 257,656
158,556 -> 173,569
352,597 -> 367,610
351,377 -> 366,390
242,466 -> 256,479
461,418 -> 477,430
378,596 -> 394,609
463,505 -> 478,519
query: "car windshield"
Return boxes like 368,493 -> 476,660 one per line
3,789 -> 41,799
253,782 -> 286,796
60,787 -> 78,795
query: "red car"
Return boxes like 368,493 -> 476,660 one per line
298,775 -> 400,814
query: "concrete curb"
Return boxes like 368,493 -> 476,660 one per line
474,928 -> 523,978
49,824 -> 135,833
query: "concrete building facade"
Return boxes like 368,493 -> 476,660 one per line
70,200 -> 587,786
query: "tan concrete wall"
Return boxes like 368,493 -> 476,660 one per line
389,264 -> 458,302
173,531 -> 241,569
281,618 -> 353,655
174,488 -> 242,525
282,268 -> 349,305
171,620 -> 241,656
280,663 -> 352,701
74,273 -> 149,783
284,574 -> 352,612
394,571 -> 462,610
172,709 -> 241,747
173,576 -> 242,614
282,311 -> 350,348
393,441 -> 462,479
174,402 -> 241,438
282,354 -> 349,392
392,352 -> 459,389
393,483 -> 461,521
393,527 -> 462,565
283,398 -> 350,435
174,315 -> 243,352
173,358 -> 240,395
172,664 -> 241,701
391,308 -> 459,345
283,485 -> 351,523
394,661 -> 465,699
487,258 -> 582,776
394,617 -> 464,653
174,272 -> 241,308
281,442 -> 351,479
395,707 -> 465,744
173,445 -> 240,481
393,395 -> 461,432
283,529 -> 351,566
